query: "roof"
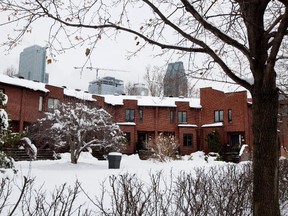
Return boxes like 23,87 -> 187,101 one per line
0,74 -> 49,93
202,122 -> 223,128
101,94 -> 202,108
64,89 -> 96,101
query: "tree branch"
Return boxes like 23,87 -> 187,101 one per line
180,0 -> 251,61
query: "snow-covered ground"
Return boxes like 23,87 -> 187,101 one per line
8,152 -> 226,189
1,152 -> 251,215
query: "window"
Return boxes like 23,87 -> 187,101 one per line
139,109 -> 143,122
0,88 -> 4,93
39,96 -> 43,111
124,132 -> 131,145
170,110 -> 174,123
48,98 -> 59,109
178,111 -> 187,123
125,109 -> 135,122
228,109 -> 232,122
214,110 -> 224,122
183,134 -> 193,147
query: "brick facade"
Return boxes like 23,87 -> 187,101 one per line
1,75 -> 259,155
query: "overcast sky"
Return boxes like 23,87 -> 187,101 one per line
0,7 -> 245,94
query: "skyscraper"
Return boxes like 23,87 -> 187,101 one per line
163,61 -> 188,97
18,45 -> 48,83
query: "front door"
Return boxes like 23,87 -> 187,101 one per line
229,133 -> 244,151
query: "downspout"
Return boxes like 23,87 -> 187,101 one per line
155,106 -> 158,137
19,88 -> 24,133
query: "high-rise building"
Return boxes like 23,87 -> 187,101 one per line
88,76 -> 124,95
18,45 -> 48,83
163,61 -> 188,97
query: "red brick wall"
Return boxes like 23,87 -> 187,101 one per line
2,83 -> 253,155
200,87 -> 253,151
1,83 -> 46,132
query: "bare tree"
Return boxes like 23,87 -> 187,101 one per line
144,65 -> 164,97
125,81 -> 138,95
3,65 -> 17,76
0,1 -> 287,214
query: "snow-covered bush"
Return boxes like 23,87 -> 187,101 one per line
0,91 -> 9,144
147,133 -> 180,162
19,137 -> 37,160
0,91 -> 14,169
0,151 -> 14,169
28,103 -> 126,164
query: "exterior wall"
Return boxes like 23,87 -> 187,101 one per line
200,87 -> 253,152
2,77 -> 255,156
95,95 -> 202,155
0,83 -> 46,132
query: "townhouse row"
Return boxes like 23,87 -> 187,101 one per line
0,74 -> 256,155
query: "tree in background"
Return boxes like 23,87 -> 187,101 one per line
143,66 -> 165,97
125,81 -> 138,96
3,65 -> 17,76
28,103 -> 126,164
1,1 -> 288,214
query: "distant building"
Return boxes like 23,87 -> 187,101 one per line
18,45 -> 48,83
163,61 -> 188,97
88,76 -> 124,95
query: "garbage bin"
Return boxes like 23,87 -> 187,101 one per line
107,152 -> 122,169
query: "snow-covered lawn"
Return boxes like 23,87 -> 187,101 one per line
9,152 -> 226,190
0,152 -> 287,215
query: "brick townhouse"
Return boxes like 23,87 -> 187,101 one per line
0,74 -> 264,155
0,75 -> 96,133
94,88 -> 253,154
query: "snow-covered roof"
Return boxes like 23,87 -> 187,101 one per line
101,94 -> 201,108
117,122 -> 136,126
201,122 -> 223,128
0,74 -> 49,92
64,89 -> 96,101
178,124 -> 198,128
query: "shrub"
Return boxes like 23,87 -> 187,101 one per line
146,133 -> 180,161
0,151 -> 14,169
206,130 -> 222,153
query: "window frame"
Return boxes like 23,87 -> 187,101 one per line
214,110 -> 224,122
228,109 -> 232,122
39,96 -> 43,111
183,133 -> 193,147
170,110 -> 174,123
178,111 -> 187,123
124,132 -> 131,145
125,109 -> 135,122
48,98 -> 60,109
139,109 -> 143,122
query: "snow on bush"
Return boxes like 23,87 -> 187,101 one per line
28,102 -> 126,164
0,92 -> 9,133
19,137 -> 37,160
147,133 -> 180,161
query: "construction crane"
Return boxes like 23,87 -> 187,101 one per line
74,66 -> 130,94
74,66 -> 129,79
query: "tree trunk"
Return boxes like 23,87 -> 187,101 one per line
252,86 -> 280,216
70,143 -> 78,164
